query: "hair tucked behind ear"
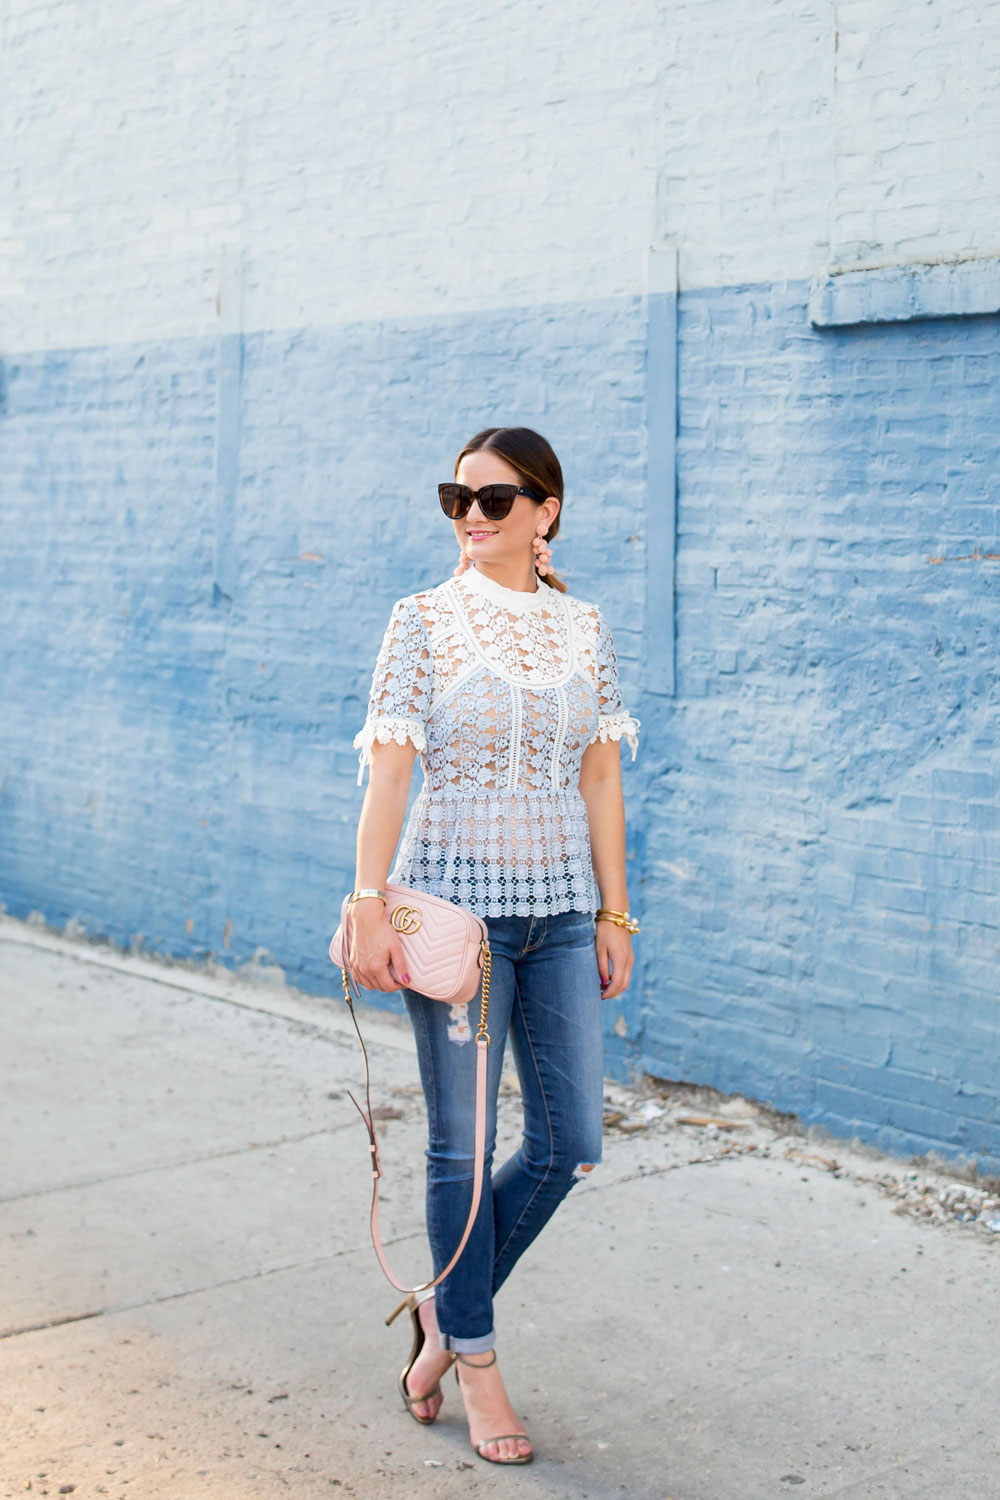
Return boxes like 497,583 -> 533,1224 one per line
455,426 -> 568,593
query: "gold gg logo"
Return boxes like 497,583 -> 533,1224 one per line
389,905 -> 422,934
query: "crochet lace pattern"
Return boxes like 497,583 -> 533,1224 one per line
353,565 -> 641,918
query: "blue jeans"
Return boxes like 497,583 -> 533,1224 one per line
401,908 -> 605,1353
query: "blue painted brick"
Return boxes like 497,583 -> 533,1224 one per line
931,769 -> 997,799
812,1079 -> 890,1130
3,278 -> 999,1172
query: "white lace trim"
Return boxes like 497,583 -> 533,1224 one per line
353,715 -> 427,786
592,710 -> 641,761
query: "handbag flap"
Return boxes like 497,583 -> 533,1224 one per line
330,883 -> 486,1003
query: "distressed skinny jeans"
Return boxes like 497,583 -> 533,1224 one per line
401,908 -> 605,1354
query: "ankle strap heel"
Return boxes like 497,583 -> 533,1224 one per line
454,1349 -> 497,1368
452,1349 -> 534,1464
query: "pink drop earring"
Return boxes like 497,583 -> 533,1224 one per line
453,548 -> 471,576
532,528 -> 553,577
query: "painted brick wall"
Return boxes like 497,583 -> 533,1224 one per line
2,0 -> 998,1168
641,281 -> 1000,1165
0,0 -> 663,348
832,0 -> 1000,270
0,303 -> 648,973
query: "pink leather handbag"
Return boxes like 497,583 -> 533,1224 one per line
330,883 -> 493,1295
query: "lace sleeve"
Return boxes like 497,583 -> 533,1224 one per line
589,608 -> 640,761
353,596 -> 433,786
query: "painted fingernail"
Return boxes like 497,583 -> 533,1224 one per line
402,973 -> 411,984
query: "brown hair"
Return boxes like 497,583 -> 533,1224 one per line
455,426 -> 568,594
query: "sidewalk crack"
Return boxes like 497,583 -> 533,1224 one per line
0,1229 -> 425,1341
0,1122 -> 363,1205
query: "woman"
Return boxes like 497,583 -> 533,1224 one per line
348,426 -> 640,1466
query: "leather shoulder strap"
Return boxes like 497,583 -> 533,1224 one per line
339,903 -> 490,1294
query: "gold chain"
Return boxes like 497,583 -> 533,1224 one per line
476,938 -> 492,1044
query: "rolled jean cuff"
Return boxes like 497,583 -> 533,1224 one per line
438,1328 -> 496,1354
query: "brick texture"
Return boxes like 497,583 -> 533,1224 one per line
2,0 -> 999,1168
638,281 -> 1000,1165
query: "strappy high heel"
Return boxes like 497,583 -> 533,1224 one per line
453,1350 -> 534,1465
385,1292 -> 454,1424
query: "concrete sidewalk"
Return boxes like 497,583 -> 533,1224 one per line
1,915 -> 997,1500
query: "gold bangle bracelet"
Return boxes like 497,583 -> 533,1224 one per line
349,888 -> 387,905
595,907 -> 640,935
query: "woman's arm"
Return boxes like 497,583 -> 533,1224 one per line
578,737 -> 634,1000
349,739 -> 418,992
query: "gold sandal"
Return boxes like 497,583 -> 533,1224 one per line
454,1350 -> 534,1464
386,1292 -> 454,1425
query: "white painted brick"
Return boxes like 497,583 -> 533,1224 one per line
832,0 -> 1000,269
149,210 -> 190,231
3,0 -> 998,352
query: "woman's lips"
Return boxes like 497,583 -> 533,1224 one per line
467,530 -> 498,540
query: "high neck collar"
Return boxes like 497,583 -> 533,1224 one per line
458,564 -> 554,612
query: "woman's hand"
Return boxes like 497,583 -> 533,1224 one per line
596,920 -> 633,1001
347,902 -> 413,993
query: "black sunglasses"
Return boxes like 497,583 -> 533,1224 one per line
438,482 -> 545,520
